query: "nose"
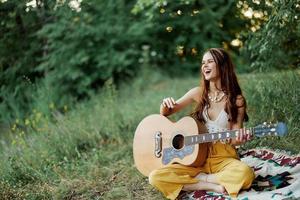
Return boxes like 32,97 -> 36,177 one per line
202,62 -> 208,69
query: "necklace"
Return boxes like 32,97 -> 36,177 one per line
208,91 -> 226,103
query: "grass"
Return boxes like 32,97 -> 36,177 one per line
0,69 -> 299,199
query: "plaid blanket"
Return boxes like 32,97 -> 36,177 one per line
180,148 -> 300,200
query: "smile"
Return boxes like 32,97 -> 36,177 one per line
204,69 -> 211,74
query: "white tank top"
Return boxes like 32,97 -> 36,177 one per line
202,106 -> 238,157
203,106 -> 229,133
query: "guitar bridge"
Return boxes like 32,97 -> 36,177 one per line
154,132 -> 162,158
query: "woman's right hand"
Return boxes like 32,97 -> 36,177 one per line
159,87 -> 200,116
161,97 -> 177,109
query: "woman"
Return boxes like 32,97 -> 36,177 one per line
148,48 -> 255,200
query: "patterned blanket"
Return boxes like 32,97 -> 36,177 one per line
180,148 -> 300,200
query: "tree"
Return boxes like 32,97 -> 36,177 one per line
0,0 -> 56,121
241,0 -> 300,71
36,0 -> 150,98
132,0 -> 249,74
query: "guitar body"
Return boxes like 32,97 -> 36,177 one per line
133,114 -> 208,176
133,114 -> 288,176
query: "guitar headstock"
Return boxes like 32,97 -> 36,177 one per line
254,122 -> 288,137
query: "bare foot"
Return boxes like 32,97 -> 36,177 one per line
212,184 -> 226,194
195,173 -> 219,184
195,173 -> 207,181
183,181 -> 227,194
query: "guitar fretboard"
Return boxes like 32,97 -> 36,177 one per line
184,127 -> 278,146
184,130 -> 239,145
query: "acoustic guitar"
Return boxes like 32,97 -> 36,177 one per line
133,114 -> 287,176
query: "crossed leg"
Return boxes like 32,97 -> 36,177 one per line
148,158 -> 254,200
183,173 -> 226,194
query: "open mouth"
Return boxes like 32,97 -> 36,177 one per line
204,69 -> 211,75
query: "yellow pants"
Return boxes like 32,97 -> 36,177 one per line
148,142 -> 255,200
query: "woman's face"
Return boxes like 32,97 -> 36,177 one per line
201,52 -> 219,81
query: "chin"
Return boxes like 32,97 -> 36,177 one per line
204,76 -> 212,81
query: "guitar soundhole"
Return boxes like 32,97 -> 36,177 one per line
172,134 -> 184,150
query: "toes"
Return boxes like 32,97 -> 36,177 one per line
221,186 -> 228,195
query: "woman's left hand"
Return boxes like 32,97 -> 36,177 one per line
236,127 -> 252,144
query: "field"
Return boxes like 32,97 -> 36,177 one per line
0,70 -> 299,200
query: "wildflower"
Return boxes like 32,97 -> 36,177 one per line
20,131 -> 25,136
49,102 -> 55,109
36,112 -> 42,121
25,119 -> 30,126
11,124 -> 16,131
64,105 -> 68,112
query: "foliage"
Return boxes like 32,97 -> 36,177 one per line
0,0 -> 150,123
132,0 -> 248,74
241,0 -> 300,71
242,71 -> 300,150
0,0 -> 299,125
36,0 -> 150,98
0,70 -> 299,199
0,0 -> 56,122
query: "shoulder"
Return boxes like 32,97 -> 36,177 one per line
189,86 -> 201,94
187,87 -> 201,102
235,95 -> 246,108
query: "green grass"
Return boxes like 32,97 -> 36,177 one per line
0,69 -> 299,199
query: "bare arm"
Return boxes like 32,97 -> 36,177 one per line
160,87 -> 200,116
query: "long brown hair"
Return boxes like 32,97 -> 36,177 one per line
190,48 -> 249,124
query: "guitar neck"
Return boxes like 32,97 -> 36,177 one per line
184,129 -> 243,146
184,126 -> 277,146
